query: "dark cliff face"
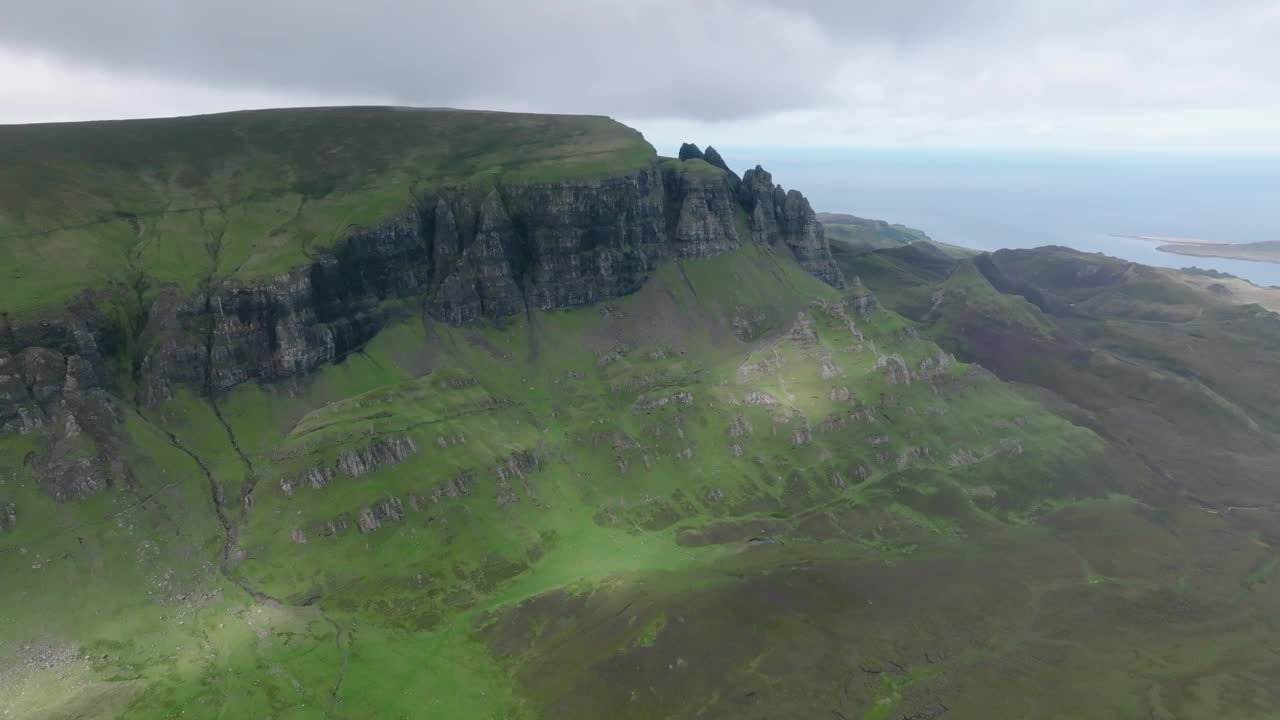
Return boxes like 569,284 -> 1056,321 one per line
137,212 -> 430,403
424,166 -> 668,322
3,153 -> 843,500
136,163 -> 697,402
662,164 -> 742,258
0,312 -> 126,500
678,143 -> 705,162
740,166 -> 845,287
701,146 -> 732,174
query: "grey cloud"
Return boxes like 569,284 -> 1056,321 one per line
762,0 -> 1261,42
0,0 -> 837,120
1,0 -> 1278,146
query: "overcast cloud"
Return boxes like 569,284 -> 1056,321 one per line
1,0 -> 1278,149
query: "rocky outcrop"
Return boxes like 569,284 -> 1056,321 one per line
309,465 -> 479,538
495,450 -> 540,506
662,163 -> 741,258
918,351 -> 953,378
1,311 -> 113,432
0,501 -> 15,532
779,187 -> 845,283
422,191 -> 525,323
0,320 -> 126,500
337,436 -> 418,477
789,312 -> 819,346
474,167 -> 667,314
282,435 -> 418,495
877,354 -> 914,385
138,212 -> 430,401
894,446 -> 933,470
850,277 -> 878,315
740,166 -> 845,287
431,471 -> 473,503
357,496 -> 406,533
678,143 -> 705,161
634,390 -> 694,410
702,146 -> 731,173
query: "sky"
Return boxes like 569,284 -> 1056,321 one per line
2,0 -> 1279,151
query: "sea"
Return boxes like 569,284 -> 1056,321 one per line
723,148 -> 1280,287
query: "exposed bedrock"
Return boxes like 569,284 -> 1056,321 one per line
3,150 -> 846,500
47,154 -> 840,402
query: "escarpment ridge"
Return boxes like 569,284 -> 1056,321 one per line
0,110 -> 839,499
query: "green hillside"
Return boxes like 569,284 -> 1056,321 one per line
0,108 -> 654,315
817,212 -> 931,250
3,110 -> 1280,720
1,236 -> 1130,719
836,244 -> 1280,716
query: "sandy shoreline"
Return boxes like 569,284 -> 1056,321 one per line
1111,232 -> 1280,266
1156,243 -> 1280,265
1109,233 -> 1231,246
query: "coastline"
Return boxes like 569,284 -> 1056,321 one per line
1156,243 -> 1280,265
1108,232 -> 1280,266
1109,233 -> 1231,246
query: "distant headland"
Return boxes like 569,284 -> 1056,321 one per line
1110,234 -> 1280,265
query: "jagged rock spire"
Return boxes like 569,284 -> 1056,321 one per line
739,165 -> 845,288
678,143 -> 704,161
702,146 -> 731,173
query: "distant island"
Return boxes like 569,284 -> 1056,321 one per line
1111,233 -> 1280,265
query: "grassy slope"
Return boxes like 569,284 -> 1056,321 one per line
0,107 -> 655,316
841,245 -> 1280,477
818,213 -> 931,251
819,213 -> 973,261
1179,271 -> 1280,311
834,243 -> 1280,718
660,157 -> 727,178
0,240 -> 1147,720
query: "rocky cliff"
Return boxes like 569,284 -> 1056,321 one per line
136,210 -> 432,402
662,161 -> 743,258
2,144 -> 843,499
740,165 -> 844,286
122,148 -> 839,404
0,310 -> 126,499
424,165 -> 668,322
